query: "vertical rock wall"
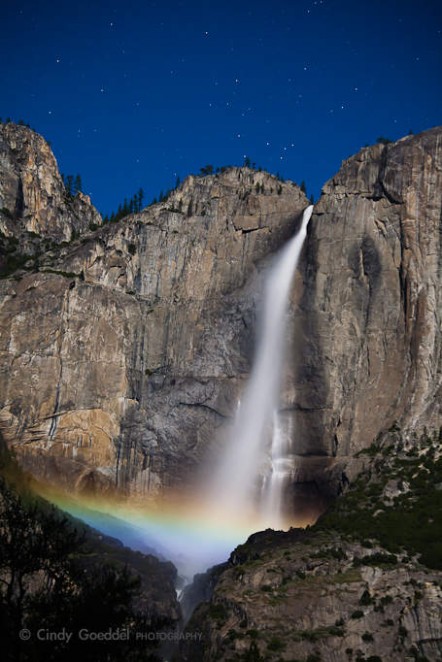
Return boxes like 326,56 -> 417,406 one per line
289,128 -> 442,489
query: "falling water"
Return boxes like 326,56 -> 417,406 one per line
207,205 -> 313,527
260,411 -> 297,528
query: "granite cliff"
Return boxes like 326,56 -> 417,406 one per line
0,123 -> 308,496
0,123 -> 101,242
0,124 -> 441,501
282,128 -> 442,495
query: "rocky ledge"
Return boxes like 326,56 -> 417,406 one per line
179,426 -> 442,661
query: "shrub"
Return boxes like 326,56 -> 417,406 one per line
208,603 -> 228,621
351,610 -> 364,619
266,635 -> 286,651
360,589 -> 374,605
398,625 -> 408,640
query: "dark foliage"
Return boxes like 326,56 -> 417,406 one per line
0,437 -> 169,661
318,429 -> 442,569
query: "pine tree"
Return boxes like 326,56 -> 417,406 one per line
200,165 -> 214,176
74,174 -> 82,194
65,175 -> 74,197
137,188 -> 144,212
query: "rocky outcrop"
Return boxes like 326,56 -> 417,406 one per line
0,128 -> 308,496
181,529 -> 442,662
286,128 -> 442,493
0,122 -> 102,242
179,430 -> 442,661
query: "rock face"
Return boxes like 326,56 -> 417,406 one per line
180,429 -> 442,661
286,128 -> 442,493
0,123 -> 441,502
0,122 -> 102,241
0,124 -> 308,496
181,529 -> 442,662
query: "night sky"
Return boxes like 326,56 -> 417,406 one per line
1,0 -> 441,216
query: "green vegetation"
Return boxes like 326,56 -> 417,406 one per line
266,635 -> 286,651
0,435 -> 172,661
351,610 -> 364,619
291,625 -> 345,641
0,118 -> 34,130
359,589 -> 374,606
228,641 -> 267,661
199,164 -> 214,175
61,173 -> 83,198
208,602 -> 229,623
318,429 -> 442,569
39,268 -> 81,279
103,189 -> 145,223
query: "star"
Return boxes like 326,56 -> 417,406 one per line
56,58 -> 61,64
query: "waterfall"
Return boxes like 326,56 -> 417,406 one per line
260,411 -> 295,529
207,205 -> 313,528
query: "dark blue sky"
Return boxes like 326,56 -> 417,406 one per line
1,0 -> 441,216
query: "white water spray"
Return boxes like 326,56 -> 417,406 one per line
260,411 -> 295,529
207,205 -> 313,527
